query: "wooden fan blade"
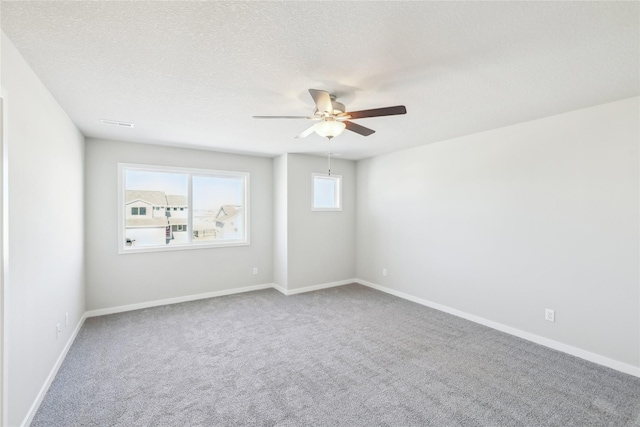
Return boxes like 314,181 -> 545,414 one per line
309,89 -> 333,114
295,125 -> 317,139
253,115 -> 314,119
344,105 -> 407,120
344,121 -> 375,136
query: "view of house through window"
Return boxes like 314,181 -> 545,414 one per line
193,175 -> 245,241
121,164 -> 248,251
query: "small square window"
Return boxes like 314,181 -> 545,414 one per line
139,207 -> 147,215
131,207 -> 139,215
312,173 -> 342,211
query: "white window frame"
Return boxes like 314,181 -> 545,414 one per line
311,173 -> 342,212
118,163 -> 250,254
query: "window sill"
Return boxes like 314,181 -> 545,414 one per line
311,207 -> 343,212
118,240 -> 250,255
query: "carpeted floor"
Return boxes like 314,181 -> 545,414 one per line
32,284 -> 640,426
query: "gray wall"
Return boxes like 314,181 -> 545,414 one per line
2,33 -> 86,427
85,139 -> 273,310
273,154 -> 288,288
356,97 -> 640,368
283,154 -> 356,290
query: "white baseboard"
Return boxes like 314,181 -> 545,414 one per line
355,278 -> 640,378
86,279 -> 356,317
85,283 -> 275,317
272,279 -> 355,296
272,283 -> 288,295
20,313 -> 88,427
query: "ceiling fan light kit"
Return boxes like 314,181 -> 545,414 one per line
313,119 -> 346,139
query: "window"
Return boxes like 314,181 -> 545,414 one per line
312,173 -> 342,211
119,163 -> 249,253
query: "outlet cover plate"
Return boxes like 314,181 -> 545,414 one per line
545,309 -> 555,322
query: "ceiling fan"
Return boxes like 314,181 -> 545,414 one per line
254,89 -> 407,139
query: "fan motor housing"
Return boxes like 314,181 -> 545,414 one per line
314,100 -> 345,117
331,101 -> 345,114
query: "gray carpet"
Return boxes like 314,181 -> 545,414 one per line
32,284 -> 640,426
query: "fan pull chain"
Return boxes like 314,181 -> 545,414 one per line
327,138 -> 332,176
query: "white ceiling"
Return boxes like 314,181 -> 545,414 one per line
1,1 -> 638,160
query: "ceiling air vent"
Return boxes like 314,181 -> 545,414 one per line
101,119 -> 134,128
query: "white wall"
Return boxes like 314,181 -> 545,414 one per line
356,97 -> 640,369
1,33 -> 85,426
282,154 -> 356,290
85,139 -> 273,310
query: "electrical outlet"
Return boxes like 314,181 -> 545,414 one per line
65,312 -> 69,327
253,267 -> 258,275
545,309 -> 555,322
382,268 -> 387,277
56,323 -> 61,339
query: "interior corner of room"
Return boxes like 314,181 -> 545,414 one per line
1,2 -> 639,426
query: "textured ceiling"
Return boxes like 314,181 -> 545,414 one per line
1,1 -> 638,160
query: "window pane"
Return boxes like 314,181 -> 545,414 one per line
314,176 -> 338,209
125,170 -> 188,247
121,165 -> 249,252
192,175 -> 244,242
